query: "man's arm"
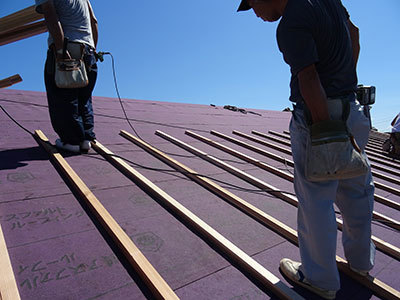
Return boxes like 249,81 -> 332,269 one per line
347,19 -> 360,67
298,64 -> 330,123
41,0 -> 71,59
87,1 -> 98,49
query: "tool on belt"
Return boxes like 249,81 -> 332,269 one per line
54,38 -> 89,89
304,98 -> 368,182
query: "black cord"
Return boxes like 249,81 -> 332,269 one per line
0,105 -> 34,136
83,152 -> 400,232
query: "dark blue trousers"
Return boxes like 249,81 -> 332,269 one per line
44,48 -> 97,145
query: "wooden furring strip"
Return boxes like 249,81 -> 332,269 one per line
0,225 -> 21,300
209,130 -> 400,212
0,20 -> 47,46
0,5 -> 42,34
252,130 -> 400,170
236,130 -> 400,198
122,130 -> 400,300
268,130 -> 400,186
0,75 -> 22,89
94,132 -> 303,300
34,130 -> 179,300
181,131 -> 400,258
185,130 -> 400,232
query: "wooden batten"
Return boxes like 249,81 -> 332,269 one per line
0,20 -> 47,46
98,131 -> 305,300
122,129 -> 400,300
210,130 -> 400,212
0,5 -> 42,34
0,225 -> 21,300
33,130 -> 179,300
0,74 -> 22,89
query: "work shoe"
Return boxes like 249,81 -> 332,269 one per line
80,140 -> 91,152
279,258 -> 336,300
55,139 -> 80,153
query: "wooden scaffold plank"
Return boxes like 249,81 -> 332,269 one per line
33,130 -> 179,300
121,129 -> 400,300
0,225 -> 21,300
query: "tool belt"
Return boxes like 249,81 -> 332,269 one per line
303,96 -> 369,182
53,39 -> 89,89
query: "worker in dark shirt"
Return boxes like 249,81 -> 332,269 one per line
237,0 -> 375,298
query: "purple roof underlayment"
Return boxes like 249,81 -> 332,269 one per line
0,88 -> 399,300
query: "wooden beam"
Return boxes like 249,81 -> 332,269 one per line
0,20 -> 47,46
92,134 -> 303,300
211,130 -> 400,212
0,225 -> 21,300
121,129 -> 400,300
33,130 -> 179,300
0,75 -> 22,89
0,5 -> 42,34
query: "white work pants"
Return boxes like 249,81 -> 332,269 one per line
290,100 -> 375,291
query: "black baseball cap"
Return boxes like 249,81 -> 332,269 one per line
237,0 -> 251,12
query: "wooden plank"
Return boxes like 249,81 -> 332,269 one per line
253,130 -> 400,170
248,130 -> 400,196
185,130 -> 400,231
93,133 -> 303,300
122,129 -> 400,300
0,75 -> 22,89
173,130 -> 400,257
33,130 -> 179,300
0,5 -> 42,34
0,20 -> 47,46
236,130 -> 400,198
211,130 -> 400,212
0,225 -> 21,300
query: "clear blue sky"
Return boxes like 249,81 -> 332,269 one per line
1,1 -> 399,131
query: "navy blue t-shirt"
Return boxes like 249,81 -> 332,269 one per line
277,0 -> 357,102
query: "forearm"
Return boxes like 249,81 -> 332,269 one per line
348,19 -> 360,67
298,64 -> 330,123
42,1 -> 64,51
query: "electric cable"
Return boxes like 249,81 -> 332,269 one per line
0,104 -> 398,231
0,105 -> 34,136
1,55 -> 399,232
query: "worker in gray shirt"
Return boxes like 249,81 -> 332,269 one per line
35,0 -> 98,153
237,0 -> 375,299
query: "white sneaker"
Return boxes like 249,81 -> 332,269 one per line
80,140 -> 91,152
279,258 -> 336,300
55,139 -> 80,153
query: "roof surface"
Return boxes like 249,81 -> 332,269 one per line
0,89 -> 399,300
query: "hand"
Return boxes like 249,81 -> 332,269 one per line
56,49 -> 72,60
310,120 -> 349,146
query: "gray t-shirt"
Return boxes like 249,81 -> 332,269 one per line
277,0 -> 357,102
35,0 -> 95,48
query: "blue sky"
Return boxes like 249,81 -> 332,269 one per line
1,1 -> 399,131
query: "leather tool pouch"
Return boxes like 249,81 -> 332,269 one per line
304,99 -> 369,182
54,39 -> 88,89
